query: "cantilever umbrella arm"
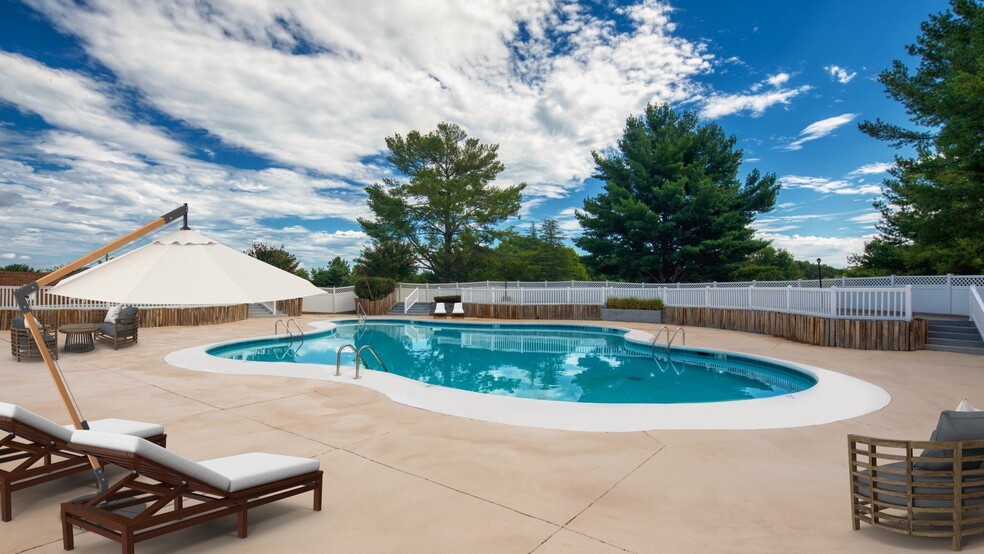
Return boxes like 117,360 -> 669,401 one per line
12,203 -> 190,489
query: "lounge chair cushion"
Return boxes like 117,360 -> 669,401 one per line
71,430 -> 232,492
452,303 -> 464,314
98,322 -> 118,336
199,453 -> 321,492
65,418 -> 164,439
105,305 -> 122,323
70,430 -> 320,493
120,306 -> 139,319
1,401 -> 163,443
916,410 -> 984,470
10,315 -> 42,329
854,461 -> 984,509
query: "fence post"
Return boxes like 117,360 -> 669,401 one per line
891,275 -> 896,286
705,286 -> 711,308
947,274 -> 953,314
786,286 -> 792,313
905,285 -> 913,321
748,283 -> 753,309
831,286 -> 838,318
566,287 -> 571,304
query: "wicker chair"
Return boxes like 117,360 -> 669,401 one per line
848,411 -> 984,551
95,307 -> 139,350
9,315 -> 58,362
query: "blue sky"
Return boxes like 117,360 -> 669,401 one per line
0,0 -> 947,272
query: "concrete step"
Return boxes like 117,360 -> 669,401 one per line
389,302 -> 435,316
925,344 -> 984,355
929,330 -> 983,341
926,336 -> 984,348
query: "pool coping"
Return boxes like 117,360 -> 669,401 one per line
164,318 -> 891,432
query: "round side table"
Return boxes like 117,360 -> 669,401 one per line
59,323 -> 100,353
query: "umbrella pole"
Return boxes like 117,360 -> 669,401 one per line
12,204 -> 189,491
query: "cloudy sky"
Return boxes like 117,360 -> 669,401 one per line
0,0 -> 945,272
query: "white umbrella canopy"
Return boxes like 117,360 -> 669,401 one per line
50,229 -> 325,304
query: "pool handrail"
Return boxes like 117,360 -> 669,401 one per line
335,344 -> 388,379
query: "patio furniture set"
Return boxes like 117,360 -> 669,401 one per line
9,307 -> 139,362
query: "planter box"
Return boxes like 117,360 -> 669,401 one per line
601,308 -> 663,323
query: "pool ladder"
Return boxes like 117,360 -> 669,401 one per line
651,326 -> 685,354
335,344 -> 389,379
273,319 -> 305,358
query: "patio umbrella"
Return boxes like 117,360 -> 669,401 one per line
50,229 -> 325,305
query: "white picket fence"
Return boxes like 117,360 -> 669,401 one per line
455,285 -> 912,321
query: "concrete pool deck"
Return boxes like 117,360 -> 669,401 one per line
2,315 -> 982,553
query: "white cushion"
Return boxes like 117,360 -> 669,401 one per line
104,305 -> 123,323
433,304 -> 447,314
70,430 -> 232,492
0,401 -> 73,442
199,453 -> 320,492
957,398 -> 981,412
67,418 -> 164,438
452,303 -> 464,314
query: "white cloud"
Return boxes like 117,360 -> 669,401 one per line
848,162 -> 893,176
780,174 -> 881,195
756,231 -> 873,266
700,85 -> 810,119
766,72 -> 790,87
848,212 -> 881,224
824,64 -> 856,84
1,253 -> 16,259
2,0 -> 731,267
781,113 -> 858,151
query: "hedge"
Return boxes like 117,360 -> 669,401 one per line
433,295 -> 461,303
604,297 -> 665,310
354,277 -> 397,300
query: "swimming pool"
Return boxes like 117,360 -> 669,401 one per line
166,318 -> 890,431
207,320 -> 816,404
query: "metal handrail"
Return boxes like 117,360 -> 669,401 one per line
285,319 -> 305,339
357,345 -> 389,375
274,319 -> 293,339
667,327 -> 686,348
651,325 -> 685,353
334,344 -> 388,380
335,344 -> 357,376
357,303 -> 368,326
651,326 -> 669,355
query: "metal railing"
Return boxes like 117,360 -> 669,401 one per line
334,343 -> 387,379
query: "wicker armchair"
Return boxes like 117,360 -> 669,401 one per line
95,307 -> 139,350
9,315 -> 58,362
849,412 -> 984,550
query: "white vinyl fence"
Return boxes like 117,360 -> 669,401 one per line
971,287 -> 984,339
302,286 -> 356,313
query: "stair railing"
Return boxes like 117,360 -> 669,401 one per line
405,288 -> 419,314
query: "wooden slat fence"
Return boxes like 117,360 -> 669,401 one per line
664,307 -> 927,351
1,305 -> 249,330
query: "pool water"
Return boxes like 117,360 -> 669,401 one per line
208,320 -> 816,404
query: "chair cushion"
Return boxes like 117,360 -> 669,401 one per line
452,303 -> 464,314
120,306 -> 139,319
98,322 -> 118,336
67,418 -> 164,439
854,461 -> 984,509
957,398 -> 981,412
916,410 -> 984,470
70,430 -> 232,492
0,401 -> 73,442
105,305 -> 122,323
10,316 -> 25,329
199,452 -> 321,492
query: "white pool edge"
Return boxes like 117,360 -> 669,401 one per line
164,318 -> 891,432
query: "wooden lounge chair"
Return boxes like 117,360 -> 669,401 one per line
451,302 -> 465,318
96,306 -> 139,350
433,303 -> 447,319
9,315 -> 58,362
848,410 -> 984,551
62,430 -> 323,554
0,402 -> 165,522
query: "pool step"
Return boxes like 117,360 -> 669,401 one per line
389,302 -> 436,316
924,319 -> 984,355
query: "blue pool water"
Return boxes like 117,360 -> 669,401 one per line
207,320 -> 816,404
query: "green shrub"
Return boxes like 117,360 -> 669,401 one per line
354,277 -> 396,300
605,297 -> 665,310
432,295 -> 461,303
